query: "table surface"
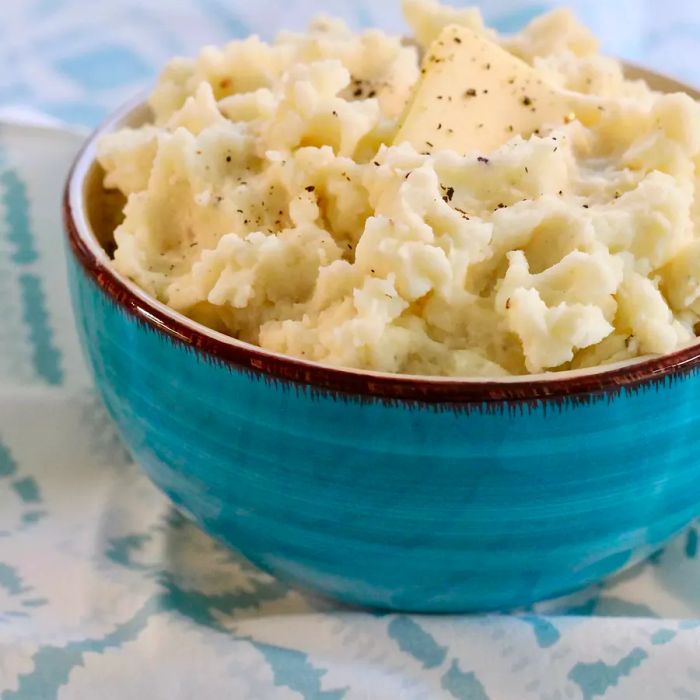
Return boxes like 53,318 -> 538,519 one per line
2,2 -> 700,699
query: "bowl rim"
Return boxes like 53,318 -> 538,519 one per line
63,65 -> 700,407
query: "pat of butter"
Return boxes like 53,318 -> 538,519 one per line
394,24 -> 575,155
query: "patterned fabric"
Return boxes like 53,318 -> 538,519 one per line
2,1 -> 700,698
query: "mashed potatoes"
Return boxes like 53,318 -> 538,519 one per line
97,0 -> 700,377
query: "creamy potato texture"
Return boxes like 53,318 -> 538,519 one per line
97,0 -> 700,377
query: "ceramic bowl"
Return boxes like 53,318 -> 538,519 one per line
63,66 -> 700,612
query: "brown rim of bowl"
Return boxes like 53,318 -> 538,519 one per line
63,64 -> 700,407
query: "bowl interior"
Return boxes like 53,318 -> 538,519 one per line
67,65 -> 700,399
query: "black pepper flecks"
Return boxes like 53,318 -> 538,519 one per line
444,186 -> 455,202
305,185 -> 315,192
226,155 -> 232,162
464,88 -> 477,98
522,96 -> 532,106
477,156 -> 490,164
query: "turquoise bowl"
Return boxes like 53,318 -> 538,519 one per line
64,84 -> 700,613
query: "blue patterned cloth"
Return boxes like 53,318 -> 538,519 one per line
2,2 -> 700,698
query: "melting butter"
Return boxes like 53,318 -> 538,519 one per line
395,24 -> 575,155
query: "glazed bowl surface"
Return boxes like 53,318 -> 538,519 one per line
64,67 -> 700,612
